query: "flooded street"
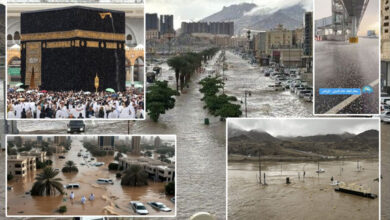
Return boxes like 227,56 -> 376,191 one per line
229,160 -> 379,220
223,51 -> 312,117
7,138 -> 173,216
382,123 -> 390,219
15,53 -> 227,219
315,39 -> 379,114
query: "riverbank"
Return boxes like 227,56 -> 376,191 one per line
229,154 -> 379,162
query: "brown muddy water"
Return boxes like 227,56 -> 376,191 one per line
382,123 -> 390,219
7,139 -> 174,216
229,159 -> 379,220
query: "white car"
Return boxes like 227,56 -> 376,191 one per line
64,183 -> 80,189
130,201 -> 149,215
96,178 -> 114,184
381,111 -> 390,123
147,202 -> 172,212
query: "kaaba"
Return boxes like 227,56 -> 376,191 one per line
20,6 -> 126,92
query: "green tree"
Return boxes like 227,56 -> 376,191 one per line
31,167 -> 64,196
108,163 -> 119,170
167,56 -> 186,91
121,165 -> 148,186
144,151 -> 152,157
61,160 -> 78,173
146,81 -> 178,122
165,182 -> 175,195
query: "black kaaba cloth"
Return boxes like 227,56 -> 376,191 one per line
20,6 -> 126,92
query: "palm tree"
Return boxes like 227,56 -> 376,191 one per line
167,56 -> 186,92
62,160 -> 78,173
31,167 -> 64,196
121,164 -> 148,186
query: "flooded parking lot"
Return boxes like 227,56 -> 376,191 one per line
229,160 -> 379,220
7,138 -> 174,216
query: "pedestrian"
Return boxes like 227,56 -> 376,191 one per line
89,193 -> 95,201
81,196 -> 86,204
331,176 -> 334,182
303,171 -> 306,178
70,191 -> 75,200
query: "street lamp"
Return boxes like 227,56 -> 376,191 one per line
246,30 -> 251,56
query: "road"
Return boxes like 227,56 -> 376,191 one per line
315,38 -> 379,114
14,53 -> 227,219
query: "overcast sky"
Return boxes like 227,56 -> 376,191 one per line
315,0 -> 379,35
147,0 -> 312,30
229,119 -> 379,137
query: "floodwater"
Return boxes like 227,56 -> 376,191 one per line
7,138 -> 174,216
15,53 -> 227,219
229,160 -> 379,220
223,51 -> 312,117
315,39 -> 379,114
382,123 -> 390,219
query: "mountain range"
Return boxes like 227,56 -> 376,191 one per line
201,3 -> 307,35
228,126 -> 379,159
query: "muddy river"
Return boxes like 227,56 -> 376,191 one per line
229,160 -> 379,220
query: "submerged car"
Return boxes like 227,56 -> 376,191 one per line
67,120 -> 85,133
130,201 -> 149,215
64,183 -> 80,189
148,202 -> 172,212
381,111 -> 390,123
96,178 -> 113,184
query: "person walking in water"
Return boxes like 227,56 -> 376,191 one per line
89,193 -> 95,201
70,191 -> 75,200
81,196 -> 86,204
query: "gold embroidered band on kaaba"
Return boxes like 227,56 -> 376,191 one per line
21,29 -> 125,41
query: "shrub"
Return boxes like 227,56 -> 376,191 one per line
108,163 -> 119,170
165,182 -> 175,195
58,205 -> 67,214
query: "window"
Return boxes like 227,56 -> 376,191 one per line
127,34 -> 133,41
7,34 -> 12,41
385,22 -> 389,27
14,31 -> 21,40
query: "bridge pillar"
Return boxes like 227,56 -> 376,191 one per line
349,16 -> 358,43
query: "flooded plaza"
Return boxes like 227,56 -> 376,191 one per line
229,160 -> 379,220
7,138 -> 174,216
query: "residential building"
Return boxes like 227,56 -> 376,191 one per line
382,0 -> 390,93
98,136 -> 115,151
154,136 -> 161,148
8,154 -> 36,177
120,157 -> 175,182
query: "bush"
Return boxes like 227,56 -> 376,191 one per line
7,174 -> 13,181
61,167 -> 78,173
165,182 -> 175,195
108,163 -> 119,170
116,173 -> 122,178
58,205 -> 67,214
36,161 -> 46,169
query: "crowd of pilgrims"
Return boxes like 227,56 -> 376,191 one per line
7,89 -> 144,119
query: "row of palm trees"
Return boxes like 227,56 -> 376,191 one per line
30,163 -> 148,196
167,48 -> 219,92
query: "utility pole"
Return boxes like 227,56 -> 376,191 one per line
258,151 -> 262,184
244,91 -> 248,117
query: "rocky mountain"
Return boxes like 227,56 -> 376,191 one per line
201,3 -> 307,35
228,128 -> 379,158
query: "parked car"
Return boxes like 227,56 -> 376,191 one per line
67,120 -> 85,133
381,111 -> 390,123
96,178 -> 113,184
94,162 -> 104,166
130,201 -> 149,215
298,90 -> 312,98
58,155 -> 65,159
147,202 -> 172,212
303,93 -> 313,102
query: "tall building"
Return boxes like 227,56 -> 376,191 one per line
131,136 -> 141,156
154,136 -> 161,148
98,136 -> 115,151
54,136 -> 66,145
382,0 -> 390,93
146,13 -> 158,30
160,15 -> 175,39
304,12 -> 313,56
